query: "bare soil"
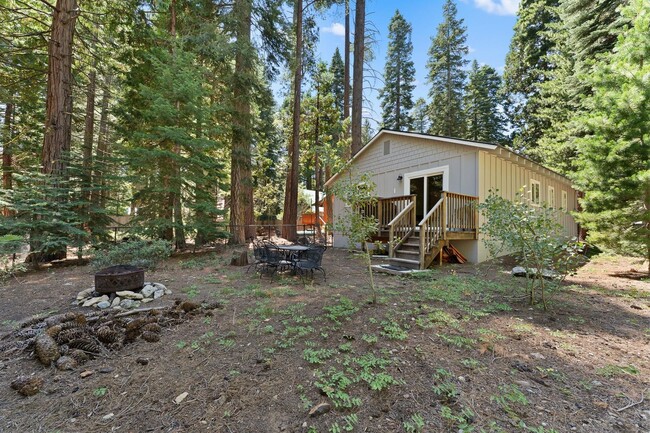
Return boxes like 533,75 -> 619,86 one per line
1,249 -> 649,433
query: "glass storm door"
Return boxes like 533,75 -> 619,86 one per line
409,174 -> 443,222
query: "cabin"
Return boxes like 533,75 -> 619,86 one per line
325,129 -> 579,269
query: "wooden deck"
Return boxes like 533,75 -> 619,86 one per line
365,192 -> 479,270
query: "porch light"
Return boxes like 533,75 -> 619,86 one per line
397,175 -> 403,181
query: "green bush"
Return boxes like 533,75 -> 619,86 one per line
479,190 -> 585,309
91,239 -> 173,271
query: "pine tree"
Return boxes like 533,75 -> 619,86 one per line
464,61 -> 505,143
573,0 -> 650,270
379,10 -> 416,131
329,48 -> 345,118
502,0 -> 558,154
426,0 -> 468,138
350,0 -> 366,155
411,98 -> 429,133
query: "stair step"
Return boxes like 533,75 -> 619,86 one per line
402,242 -> 420,248
390,258 -> 420,269
396,250 -> 419,256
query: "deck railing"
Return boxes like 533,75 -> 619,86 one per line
359,195 -> 416,228
387,200 -> 416,257
445,192 -> 479,233
418,197 -> 445,268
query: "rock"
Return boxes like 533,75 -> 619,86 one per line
97,301 -> 111,309
80,370 -> 94,378
111,297 -> 121,308
120,299 -> 135,309
116,291 -> 143,300
76,288 -> 94,300
35,334 -> 60,366
174,392 -> 189,404
141,285 -> 156,298
308,402 -> 331,417
132,301 -> 141,308
55,356 -> 77,371
141,298 -> 153,304
136,357 -> 149,366
153,289 -> 164,299
512,266 -> 528,277
153,282 -> 167,292
102,413 -> 114,421
98,366 -> 114,374
530,352 -> 546,360
11,376 -> 44,396
164,288 -> 172,295
83,295 -> 109,307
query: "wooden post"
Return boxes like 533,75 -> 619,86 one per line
442,192 -> 447,241
377,199 -> 383,229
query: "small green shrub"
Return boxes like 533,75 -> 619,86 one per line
91,239 -> 173,270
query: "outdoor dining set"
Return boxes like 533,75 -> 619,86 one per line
248,239 -> 327,281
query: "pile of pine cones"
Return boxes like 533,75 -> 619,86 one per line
1,300 -> 222,373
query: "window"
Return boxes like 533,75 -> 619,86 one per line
383,140 -> 391,155
561,190 -> 568,211
547,186 -> 555,208
530,180 -> 541,205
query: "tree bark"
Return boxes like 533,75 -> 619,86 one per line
350,0 -> 365,156
42,0 -> 78,182
93,73 -> 112,209
229,0 -> 254,244
343,0 -> 351,148
82,67 -> 96,215
2,102 -> 13,217
282,0 -> 303,242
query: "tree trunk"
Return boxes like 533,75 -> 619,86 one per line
82,67 -> 96,217
93,74 -> 112,209
2,102 -> 13,217
344,0 -> 351,147
282,0 -> 303,242
42,0 -> 78,182
229,0 -> 255,244
350,0 -> 365,156
314,83 -> 321,236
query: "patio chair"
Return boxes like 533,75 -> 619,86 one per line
258,243 -> 293,277
294,247 -> 326,282
246,240 -> 267,273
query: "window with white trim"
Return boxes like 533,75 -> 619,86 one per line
530,180 -> 541,205
561,190 -> 568,211
547,186 -> 555,208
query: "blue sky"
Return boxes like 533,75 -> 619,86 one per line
313,0 -> 519,127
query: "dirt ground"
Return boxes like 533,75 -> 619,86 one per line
0,249 -> 648,433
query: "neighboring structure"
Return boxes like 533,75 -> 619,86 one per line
325,129 -> 579,267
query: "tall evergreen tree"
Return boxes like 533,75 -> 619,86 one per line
379,10 -> 415,131
350,0 -> 366,155
411,98 -> 429,134
464,61 -> 505,143
426,0 -> 468,138
329,48 -> 345,118
573,0 -> 650,271
502,0 -> 558,154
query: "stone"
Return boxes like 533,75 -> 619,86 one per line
56,356 -> 77,371
132,301 -> 141,308
11,376 -> 44,396
530,352 -> 546,360
102,413 -> 114,421
152,283 -> 167,292
153,289 -> 164,299
512,266 -> 528,277
174,392 -> 189,404
136,357 -> 149,366
80,370 -> 94,378
111,297 -> 121,308
141,298 -> 153,304
116,291 -> 143,300
83,295 -> 109,307
99,367 -> 114,374
308,402 -> 331,417
76,288 -> 94,300
164,288 -> 172,295
97,301 -> 111,309
141,285 -> 156,298
120,299 -> 135,309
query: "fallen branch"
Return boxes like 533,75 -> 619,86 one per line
616,388 -> 647,412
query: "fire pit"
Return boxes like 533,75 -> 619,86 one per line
95,265 -> 144,294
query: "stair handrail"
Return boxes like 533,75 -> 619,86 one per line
387,200 -> 416,257
418,195 -> 445,269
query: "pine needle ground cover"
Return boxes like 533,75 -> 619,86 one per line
0,250 -> 648,432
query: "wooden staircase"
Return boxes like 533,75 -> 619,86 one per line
369,192 -> 478,270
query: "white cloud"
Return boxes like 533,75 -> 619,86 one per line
322,22 -> 345,37
473,0 -> 519,16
